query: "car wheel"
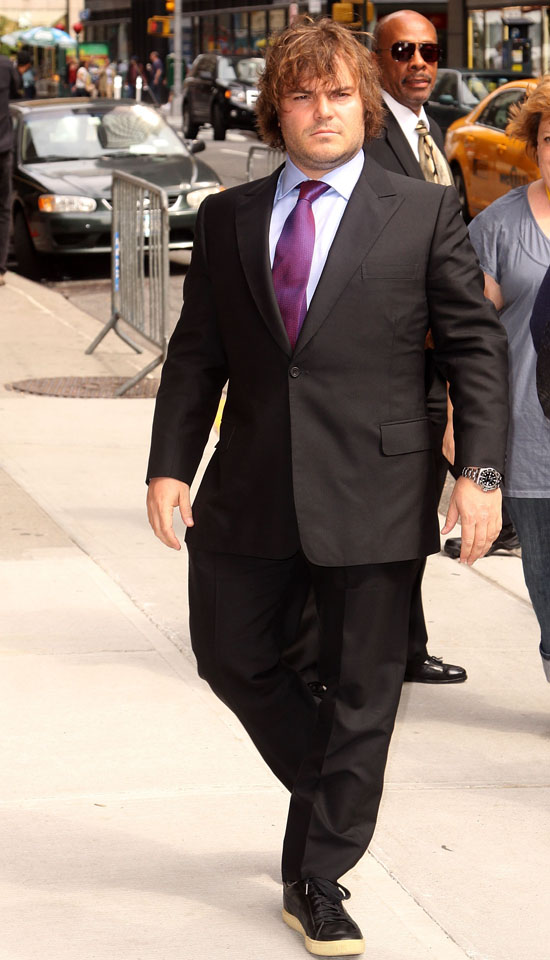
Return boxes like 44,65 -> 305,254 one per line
212,103 -> 226,141
452,166 -> 471,223
182,101 -> 199,139
13,209 -> 43,280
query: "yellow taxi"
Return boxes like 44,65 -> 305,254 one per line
444,78 -> 539,220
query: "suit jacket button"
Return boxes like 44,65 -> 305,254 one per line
289,366 -> 301,378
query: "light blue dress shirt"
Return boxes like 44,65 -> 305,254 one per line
269,149 -> 365,309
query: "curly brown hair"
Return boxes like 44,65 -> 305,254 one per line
256,17 -> 384,151
506,76 -> 550,161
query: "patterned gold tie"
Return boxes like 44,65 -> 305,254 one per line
415,119 -> 453,186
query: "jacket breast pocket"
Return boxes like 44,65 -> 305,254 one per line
362,261 -> 420,280
380,418 -> 432,456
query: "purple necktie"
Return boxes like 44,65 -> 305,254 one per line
272,180 -> 329,349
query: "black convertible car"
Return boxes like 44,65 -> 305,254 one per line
9,98 -> 223,276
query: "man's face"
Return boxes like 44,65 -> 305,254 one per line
375,13 -> 438,114
278,60 -> 365,178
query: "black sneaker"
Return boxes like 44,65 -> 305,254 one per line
283,877 -> 364,956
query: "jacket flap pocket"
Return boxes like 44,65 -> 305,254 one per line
362,261 -> 420,279
380,418 -> 432,456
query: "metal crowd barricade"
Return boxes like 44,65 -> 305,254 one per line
85,170 -> 170,397
247,143 -> 284,182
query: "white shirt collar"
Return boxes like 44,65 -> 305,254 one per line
381,89 -> 430,135
276,149 -> 365,203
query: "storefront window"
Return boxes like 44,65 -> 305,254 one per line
469,7 -> 542,75
234,13 -> 249,55
216,13 -> 233,53
250,11 -> 267,52
269,8 -> 287,38
202,15 -> 216,52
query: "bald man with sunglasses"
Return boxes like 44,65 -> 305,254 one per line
369,10 -> 449,182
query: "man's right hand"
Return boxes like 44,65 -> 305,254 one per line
146,477 -> 193,550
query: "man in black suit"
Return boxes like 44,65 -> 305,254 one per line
147,18 -> 508,956
369,9 -> 466,682
371,8 -> 519,574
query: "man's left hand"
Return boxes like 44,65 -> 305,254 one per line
441,477 -> 502,565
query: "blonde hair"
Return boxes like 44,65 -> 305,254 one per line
256,16 -> 383,151
507,76 -> 550,161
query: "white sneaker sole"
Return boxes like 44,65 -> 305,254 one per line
282,908 -> 365,956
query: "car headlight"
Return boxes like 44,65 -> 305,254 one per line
186,186 -> 223,209
225,88 -> 246,104
38,195 -> 98,213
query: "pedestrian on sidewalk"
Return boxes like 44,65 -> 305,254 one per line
0,51 -> 22,286
468,75 -> 550,683
146,17 -> 508,957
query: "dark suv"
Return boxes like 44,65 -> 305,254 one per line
182,54 -> 264,140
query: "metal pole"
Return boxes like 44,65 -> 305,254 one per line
173,0 -> 182,101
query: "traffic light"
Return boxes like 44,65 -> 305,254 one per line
332,3 -> 355,23
165,1 -> 175,10
147,15 -> 172,36
332,1 -> 374,27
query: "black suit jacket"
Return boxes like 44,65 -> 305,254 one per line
147,156 -> 508,566
365,107 -> 445,180
365,107 -> 451,425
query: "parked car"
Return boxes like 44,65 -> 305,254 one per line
428,67 -> 533,136
9,98 -> 223,277
182,53 -> 263,140
444,78 -> 539,220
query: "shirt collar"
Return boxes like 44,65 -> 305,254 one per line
276,149 -> 365,202
382,89 -> 430,134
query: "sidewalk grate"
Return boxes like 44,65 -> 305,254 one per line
5,377 -> 159,398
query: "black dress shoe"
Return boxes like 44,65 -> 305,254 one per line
404,654 -> 467,684
443,528 -> 520,559
283,878 -> 364,956
307,681 -> 327,699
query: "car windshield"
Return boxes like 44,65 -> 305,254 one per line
218,57 -> 264,84
20,104 -> 188,163
460,74 -> 516,105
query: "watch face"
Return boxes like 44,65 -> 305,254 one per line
478,467 -> 501,491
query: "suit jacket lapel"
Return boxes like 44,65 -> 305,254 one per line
383,110 -> 425,180
235,166 -> 293,357
296,156 -> 403,354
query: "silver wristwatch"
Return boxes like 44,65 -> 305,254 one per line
461,466 -> 502,492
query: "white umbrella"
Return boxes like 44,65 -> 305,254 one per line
0,30 -> 25,47
18,26 -> 74,49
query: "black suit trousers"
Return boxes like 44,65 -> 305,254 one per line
188,546 -> 421,882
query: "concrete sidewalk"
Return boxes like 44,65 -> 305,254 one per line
0,270 -> 548,960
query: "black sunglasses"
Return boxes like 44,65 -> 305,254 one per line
378,41 -> 441,64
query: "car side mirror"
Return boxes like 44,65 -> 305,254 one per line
438,94 -> 457,105
186,138 -> 205,154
